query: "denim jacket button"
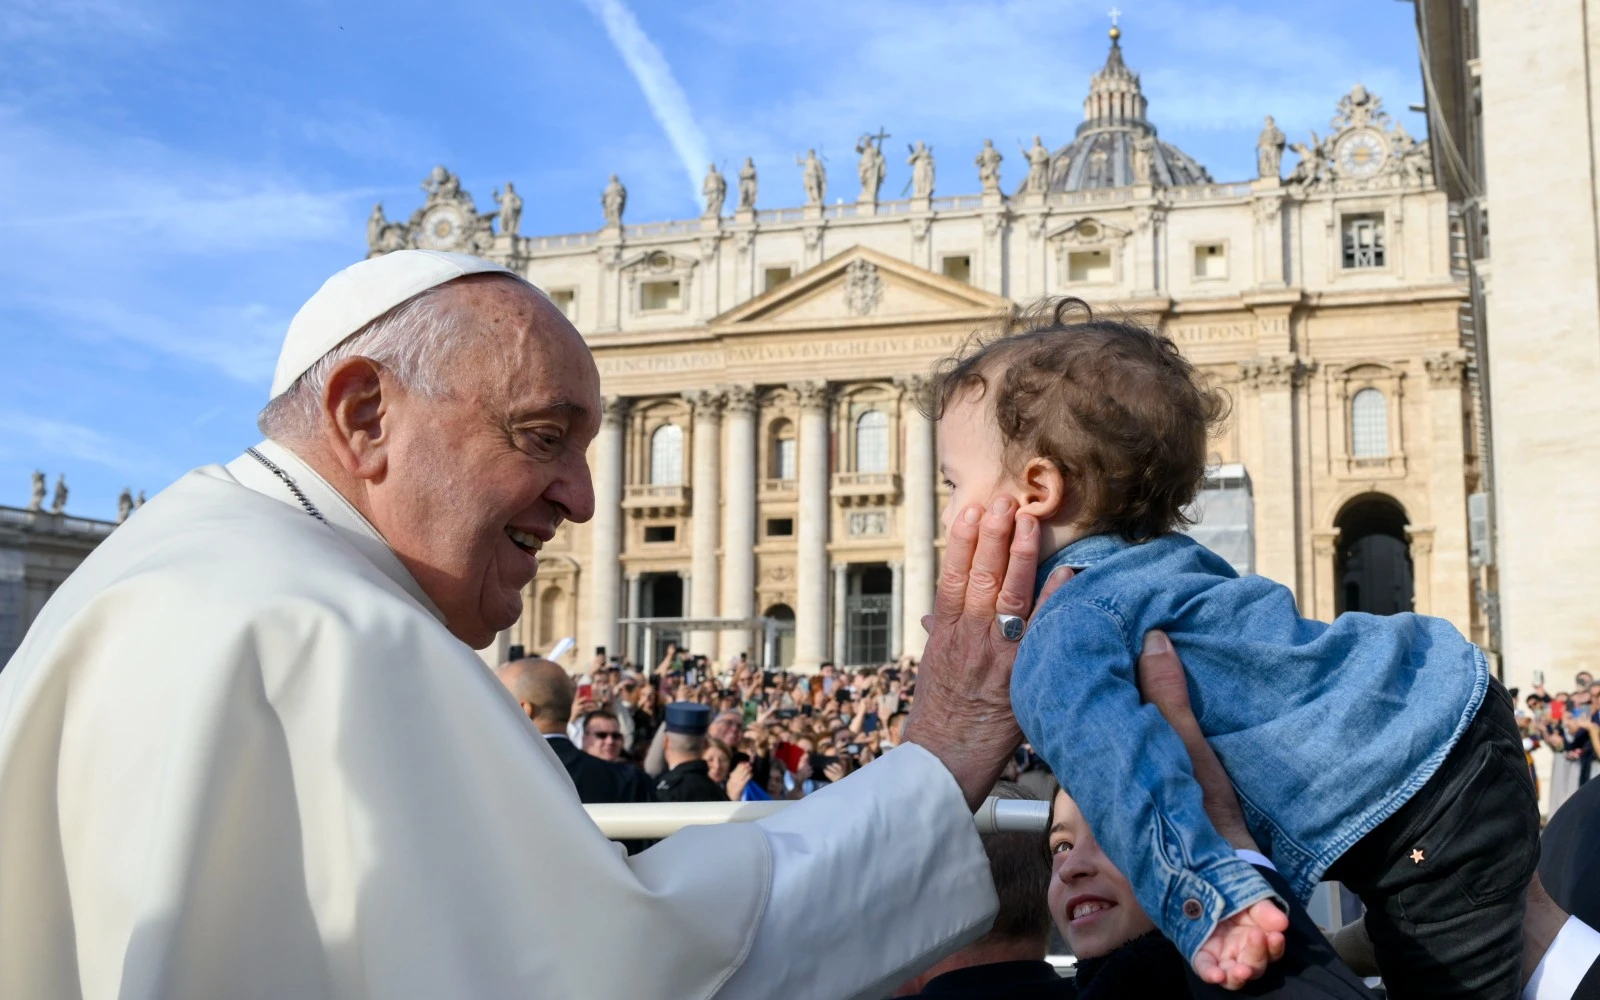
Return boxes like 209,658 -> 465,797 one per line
1182,898 -> 1203,919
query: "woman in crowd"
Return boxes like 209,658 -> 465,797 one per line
703,738 -> 751,800
1047,786 -> 1192,996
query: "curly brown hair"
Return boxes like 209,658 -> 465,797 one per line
925,297 -> 1229,542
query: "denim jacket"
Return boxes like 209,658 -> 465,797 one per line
1013,532 -> 1487,961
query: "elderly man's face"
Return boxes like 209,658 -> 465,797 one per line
709,711 -> 742,746
373,277 -> 600,647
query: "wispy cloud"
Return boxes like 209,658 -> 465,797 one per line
0,0 -> 164,43
0,412 -> 144,475
578,0 -> 711,202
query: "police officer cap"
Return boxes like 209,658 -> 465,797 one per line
664,702 -> 713,735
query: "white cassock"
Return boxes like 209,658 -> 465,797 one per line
0,439 -> 997,1000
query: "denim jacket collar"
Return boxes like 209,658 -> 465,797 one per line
1036,533 -> 1136,593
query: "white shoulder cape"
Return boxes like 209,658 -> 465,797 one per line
0,442 -> 997,1000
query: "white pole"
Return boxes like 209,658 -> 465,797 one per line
584,797 -> 1049,840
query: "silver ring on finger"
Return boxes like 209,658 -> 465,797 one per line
997,614 -> 1025,642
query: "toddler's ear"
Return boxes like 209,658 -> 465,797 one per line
1017,457 -> 1066,520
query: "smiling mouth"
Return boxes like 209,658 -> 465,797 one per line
1071,900 -> 1115,921
505,527 -> 545,555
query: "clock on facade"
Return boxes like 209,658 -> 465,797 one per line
416,204 -> 468,250
1335,128 -> 1388,179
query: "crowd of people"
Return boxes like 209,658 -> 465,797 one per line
1518,670 -> 1600,814
499,640 -> 1600,999
547,642 -> 1061,804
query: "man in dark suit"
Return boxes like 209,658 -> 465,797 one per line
894,782 -> 1073,998
1526,777 -> 1600,1000
1543,766 -> 1600,928
496,658 -> 654,809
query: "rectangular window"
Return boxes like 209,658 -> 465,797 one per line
640,279 -> 682,311
774,438 -> 797,481
643,524 -> 677,543
1342,214 -> 1386,269
548,288 -> 576,318
762,266 -> 793,292
940,255 -> 972,283
1067,249 -> 1112,283
765,517 -> 794,537
1193,243 -> 1227,280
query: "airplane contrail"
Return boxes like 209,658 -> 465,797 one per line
579,0 -> 712,206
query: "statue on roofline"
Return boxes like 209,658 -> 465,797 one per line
601,174 -> 627,227
701,163 -> 726,218
1022,136 -> 1051,195
797,149 -> 826,206
855,131 -> 888,204
976,139 -> 1003,194
1257,115 -> 1286,179
737,157 -> 758,211
494,183 -> 523,237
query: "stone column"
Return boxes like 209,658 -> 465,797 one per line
1407,529 -> 1436,616
1242,355 -> 1309,603
1310,531 -> 1339,623
626,573 -> 643,665
832,563 -> 849,665
587,396 -> 628,659
793,380 -> 833,671
1025,213 -> 1050,300
685,388 -> 725,656
720,385 -> 759,661
1424,351 -> 1473,632
1131,204 -> 1164,295
1250,185 -> 1287,287
597,244 -> 623,333
889,560 -> 905,659
896,375 -> 936,658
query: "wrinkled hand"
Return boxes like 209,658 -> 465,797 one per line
1194,902 -> 1290,989
902,496 -> 1072,811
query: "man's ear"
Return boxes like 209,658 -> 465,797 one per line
1017,456 -> 1067,520
320,356 -> 390,481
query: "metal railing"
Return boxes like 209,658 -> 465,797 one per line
584,796 -> 1049,840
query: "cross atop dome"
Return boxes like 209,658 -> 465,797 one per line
1027,22 -> 1213,194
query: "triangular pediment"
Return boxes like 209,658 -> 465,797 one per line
711,245 -> 1012,331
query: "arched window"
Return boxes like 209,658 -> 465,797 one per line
538,586 -> 565,648
855,410 -> 889,473
1350,389 -> 1388,459
769,419 -> 796,480
649,424 -> 683,485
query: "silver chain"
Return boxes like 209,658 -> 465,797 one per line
246,447 -> 327,524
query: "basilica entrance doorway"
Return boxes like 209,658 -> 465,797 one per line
763,603 -> 796,669
1334,494 -> 1414,617
638,572 -> 683,665
844,564 -> 894,666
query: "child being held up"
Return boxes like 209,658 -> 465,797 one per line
929,298 -> 1538,997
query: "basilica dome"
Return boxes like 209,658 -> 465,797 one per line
1041,27 -> 1212,193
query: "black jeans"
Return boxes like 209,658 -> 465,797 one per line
1326,678 -> 1540,1000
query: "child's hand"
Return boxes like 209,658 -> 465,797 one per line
1191,900 -> 1288,989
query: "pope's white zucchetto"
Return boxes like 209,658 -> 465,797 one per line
269,249 -> 516,399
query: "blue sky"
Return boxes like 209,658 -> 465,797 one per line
0,0 -> 1428,520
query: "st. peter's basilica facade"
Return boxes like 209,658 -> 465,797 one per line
369,28 -> 1484,672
